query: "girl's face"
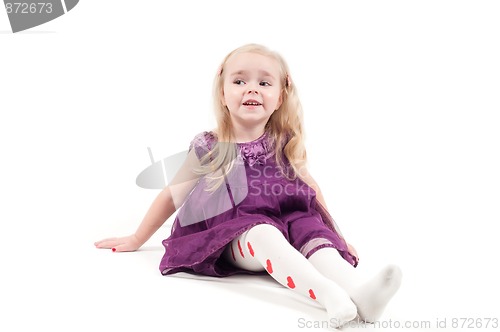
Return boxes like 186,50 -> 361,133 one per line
222,52 -> 283,130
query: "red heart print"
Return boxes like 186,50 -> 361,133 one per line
287,276 -> 296,289
266,259 -> 273,274
230,244 -> 236,261
237,240 -> 244,258
309,289 -> 316,300
247,242 -> 255,257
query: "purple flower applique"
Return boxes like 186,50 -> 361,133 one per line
238,135 -> 273,166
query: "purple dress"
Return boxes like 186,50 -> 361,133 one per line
159,131 -> 358,276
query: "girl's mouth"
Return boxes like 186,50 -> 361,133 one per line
243,100 -> 262,106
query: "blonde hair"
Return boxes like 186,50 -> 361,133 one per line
196,43 -> 307,189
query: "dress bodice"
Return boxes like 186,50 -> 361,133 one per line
190,131 -> 276,166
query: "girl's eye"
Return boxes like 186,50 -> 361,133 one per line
260,81 -> 271,86
234,79 -> 245,85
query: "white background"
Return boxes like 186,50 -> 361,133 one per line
1,1 -> 499,331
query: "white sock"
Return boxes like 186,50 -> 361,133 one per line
308,247 -> 402,323
227,224 -> 357,328
350,264 -> 402,323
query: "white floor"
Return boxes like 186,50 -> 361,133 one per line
2,1 -> 499,331
3,201 -> 497,332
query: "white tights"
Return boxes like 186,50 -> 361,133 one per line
223,224 -> 402,328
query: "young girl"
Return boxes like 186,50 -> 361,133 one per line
95,43 -> 402,329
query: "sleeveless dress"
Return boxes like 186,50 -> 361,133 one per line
159,131 -> 358,277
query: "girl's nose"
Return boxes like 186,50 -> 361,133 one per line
246,81 -> 259,94
247,85 -> 259,94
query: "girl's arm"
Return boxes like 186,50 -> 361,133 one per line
94,187 -> 176,252
94,149 -> 201,252
298,167 -> 329,210
298,167 -> 359,259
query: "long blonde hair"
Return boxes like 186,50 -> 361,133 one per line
196,44 -> 307,189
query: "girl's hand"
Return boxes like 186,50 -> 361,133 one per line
94,234 -> 142,252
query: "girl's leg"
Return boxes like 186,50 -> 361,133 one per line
224,224 -> 357,328
307,247 -> 402,323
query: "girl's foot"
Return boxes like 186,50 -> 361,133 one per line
323,287 -> 358,328
350,264 -> 403,323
